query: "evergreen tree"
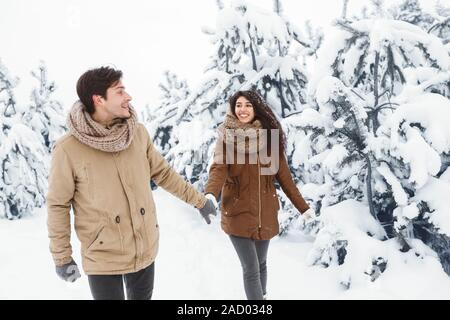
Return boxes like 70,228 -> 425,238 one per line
0,61 -> 47,219
149,71 -> 191,156
300,8 -> 450,275
22,61 -> 66,154
0,59 -> 18,118
428,2 -> 450,44
389,0 -> 435,31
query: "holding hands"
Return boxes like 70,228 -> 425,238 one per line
198,193 -> 218,224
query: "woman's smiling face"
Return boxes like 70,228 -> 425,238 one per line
235,96 -> 255,124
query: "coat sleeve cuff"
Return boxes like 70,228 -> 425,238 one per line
54,256 -> 73,267
194,194 -> 207,209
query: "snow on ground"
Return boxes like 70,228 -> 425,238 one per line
1,188 -> 450,300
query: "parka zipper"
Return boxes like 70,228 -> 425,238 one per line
257,158 -> 261,230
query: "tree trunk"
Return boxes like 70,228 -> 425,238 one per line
341,0 -> 349,20
249,42 -> 257,71
276,72 -> 288,118
364,154 -> 378,221
225,47 -> 230,73
372,51 -> 380,134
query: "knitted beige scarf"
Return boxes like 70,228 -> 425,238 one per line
67,100 -> 137,152
217,106 -> 266,154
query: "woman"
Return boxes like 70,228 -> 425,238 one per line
204,90 -> 315,300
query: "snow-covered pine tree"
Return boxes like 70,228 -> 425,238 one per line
429,2 -> 450,46
215,0 -> 224,10
396,1 -> 450,99
321,16 -> 449,138
370,0 -> 386,18
203,0 -> 310,117
0,60 -> 47,219
22,61 -> 66,154
139,103 -> 160,191
0,123 -> 48,220
140,103 -> 157,138
300,20 -> 324,59
280,75 -> 374,234
341,0 -> 350,21
302,15 -> 447,221
375,86 -> 450,274
389,0 -> 436,31
360,13 -> 450,263
0,59 -> 18,118
147,71 -> 191,157
301,9 -> 450,277
0,59 -> 18,218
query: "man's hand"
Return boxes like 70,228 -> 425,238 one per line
55,259 -> 81,282
199,194 -> 218,224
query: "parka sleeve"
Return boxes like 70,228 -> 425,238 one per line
275,154 -> 310,214
46,142 -> 75,266
204,138 -> 228,201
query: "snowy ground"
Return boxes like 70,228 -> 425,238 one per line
1,188 -> 450,300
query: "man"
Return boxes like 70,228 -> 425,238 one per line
47,66 -> 217,300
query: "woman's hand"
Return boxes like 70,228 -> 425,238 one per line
302,208 -> 316,220
205,193 -> 219,209
198,193 -> 218,224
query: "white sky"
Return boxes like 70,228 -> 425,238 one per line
0,0 -> 447,113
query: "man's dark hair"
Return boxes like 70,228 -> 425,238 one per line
76,66 -> 123,114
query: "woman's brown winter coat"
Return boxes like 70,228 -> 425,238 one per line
205,111 -> 310,240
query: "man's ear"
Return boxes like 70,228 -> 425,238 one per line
92,94 -> 104,108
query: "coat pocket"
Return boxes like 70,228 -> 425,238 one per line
268,177 -> 280,211
140,203 -> 159,254
268,190 -> 280,212
85,216 -> 124,256
75,162 -> 94,200
86,223 -> 105,251
221,181 -> 249,216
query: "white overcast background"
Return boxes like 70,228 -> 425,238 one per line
2,0 -> 446,112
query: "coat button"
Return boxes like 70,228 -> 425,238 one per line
99,241 -> 103,245
115,216 -> 121,223
140,208 -> 145,215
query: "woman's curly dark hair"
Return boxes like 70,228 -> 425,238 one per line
229,90 -> 287,156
